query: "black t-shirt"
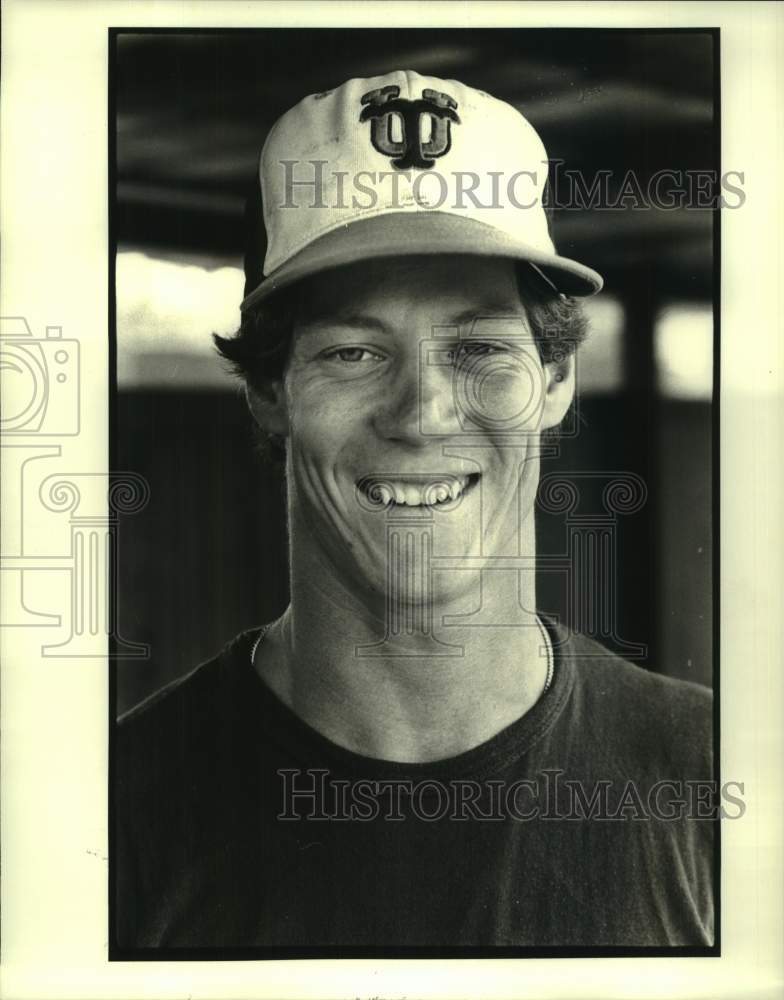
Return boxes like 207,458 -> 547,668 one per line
115,621 -> 715,950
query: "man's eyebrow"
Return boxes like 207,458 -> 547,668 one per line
448,305 -> 526,330
301,313 -> 391,334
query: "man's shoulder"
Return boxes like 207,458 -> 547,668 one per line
116,629 -> 258,764
562,628 -> 712,709
555,627 -> 713,774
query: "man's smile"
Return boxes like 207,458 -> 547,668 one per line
357,472 -> 481,509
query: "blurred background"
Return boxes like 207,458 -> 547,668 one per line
114,29 -> 715,714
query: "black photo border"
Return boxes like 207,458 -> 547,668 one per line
107,24 -> 721,962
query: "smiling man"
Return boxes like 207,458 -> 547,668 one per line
233,254 -> 572,763
116,71 -> 715,950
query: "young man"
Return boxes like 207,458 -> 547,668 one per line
116,71 -> 714,949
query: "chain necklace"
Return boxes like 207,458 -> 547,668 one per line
249,625 -> 269,669
251,617 -> 554,693
537,614 -> 555,693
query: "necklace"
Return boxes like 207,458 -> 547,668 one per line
249,624 -> 269,669
537,615 -> 555,693
251,618 -> 555,693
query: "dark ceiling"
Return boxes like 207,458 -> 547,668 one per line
115,28 -> 717,300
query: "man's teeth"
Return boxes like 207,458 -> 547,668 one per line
370,476 -> 471,506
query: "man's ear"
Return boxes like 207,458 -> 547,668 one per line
245,379 -> 289,438
540,353 -> 576,430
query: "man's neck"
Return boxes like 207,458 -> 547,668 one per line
255,550 -> 550,763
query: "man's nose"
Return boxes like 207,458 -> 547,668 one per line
373,351 -> 458,444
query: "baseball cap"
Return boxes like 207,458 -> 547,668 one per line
241,69 -> 603,312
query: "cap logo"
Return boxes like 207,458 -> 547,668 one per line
359,86 -> 460,170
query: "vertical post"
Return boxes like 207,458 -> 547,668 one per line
40,473 -> 150,658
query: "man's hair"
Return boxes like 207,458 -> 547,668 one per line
214,263 -> 589,462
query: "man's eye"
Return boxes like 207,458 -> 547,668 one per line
324,347 -> 382,364
450,341 -> 507,363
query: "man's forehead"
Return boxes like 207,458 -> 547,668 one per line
295,255 -> 527,324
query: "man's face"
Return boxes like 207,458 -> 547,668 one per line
254,255 -> 573,611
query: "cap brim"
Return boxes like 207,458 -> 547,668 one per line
241,211 -> 603,312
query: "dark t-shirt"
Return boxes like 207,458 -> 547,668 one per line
115,621 -> 715,950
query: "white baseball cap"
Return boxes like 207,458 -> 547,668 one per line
241,69 -> 603,312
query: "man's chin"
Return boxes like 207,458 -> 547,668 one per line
350,549 -> 482,614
